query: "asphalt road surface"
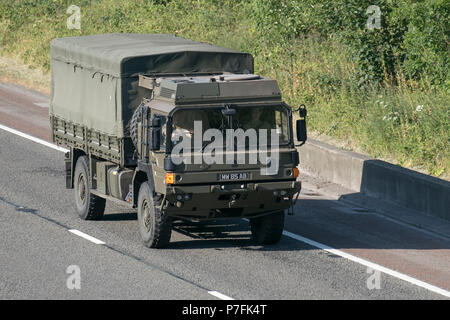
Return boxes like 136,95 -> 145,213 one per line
0,82 -> 449,300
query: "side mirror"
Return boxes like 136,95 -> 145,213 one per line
295,105 -> 307,146
148,116 -> 161,151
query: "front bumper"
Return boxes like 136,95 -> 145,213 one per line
163,180 -> 301,219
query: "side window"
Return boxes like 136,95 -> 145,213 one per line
152,112 -> 167,151
277,108 -> 289,144
274,109 -> 288,143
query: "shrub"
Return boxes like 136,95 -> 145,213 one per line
250,0 -> 448,86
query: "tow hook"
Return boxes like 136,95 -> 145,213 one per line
229,194 -> 239,207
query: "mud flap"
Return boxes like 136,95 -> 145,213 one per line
65,151 -> 72,189
288,181 -> 301,216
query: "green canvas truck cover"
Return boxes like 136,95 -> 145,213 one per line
50,33 -> 254,137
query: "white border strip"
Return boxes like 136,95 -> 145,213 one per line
208,291 -> 234,300
69,229 -> 106,245
282,230 -> 450,298
0,123 -> 68,153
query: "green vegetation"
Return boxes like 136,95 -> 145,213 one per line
0,0 -> 448,177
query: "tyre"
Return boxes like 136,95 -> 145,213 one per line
137,182 -> 172,248
250,211 -> 285,245
74,155 -> 106,220
130,103 -> 146,151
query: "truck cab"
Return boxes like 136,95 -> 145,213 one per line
129,73 -> 304,247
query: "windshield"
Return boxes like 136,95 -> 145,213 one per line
168,105 -> 290,149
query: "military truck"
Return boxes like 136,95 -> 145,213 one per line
50,34 -> 307,248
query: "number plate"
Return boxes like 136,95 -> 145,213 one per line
218,172 -> 250,181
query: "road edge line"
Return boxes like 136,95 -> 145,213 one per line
282,230 -> 450,298
0,123 -> 68,153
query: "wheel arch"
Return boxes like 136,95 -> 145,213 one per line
132,169 -> 154,208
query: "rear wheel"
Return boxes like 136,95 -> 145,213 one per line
250,211 -> 285,245
137,182 -> 172,248
74,155 -> 105,220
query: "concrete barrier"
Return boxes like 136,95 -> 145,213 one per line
298,139 -> 450,221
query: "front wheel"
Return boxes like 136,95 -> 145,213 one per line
137,182 -> 172,248
250,211 -> 285,245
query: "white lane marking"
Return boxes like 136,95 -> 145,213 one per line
33,102 -> 49,108
282,230 -> 450,298
208,291 -> 234,300
68,229 -> 106,245
0,123 -> 68,153
2,123 -> 449,298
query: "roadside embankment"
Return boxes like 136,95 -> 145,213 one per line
298,139 -> 450,221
